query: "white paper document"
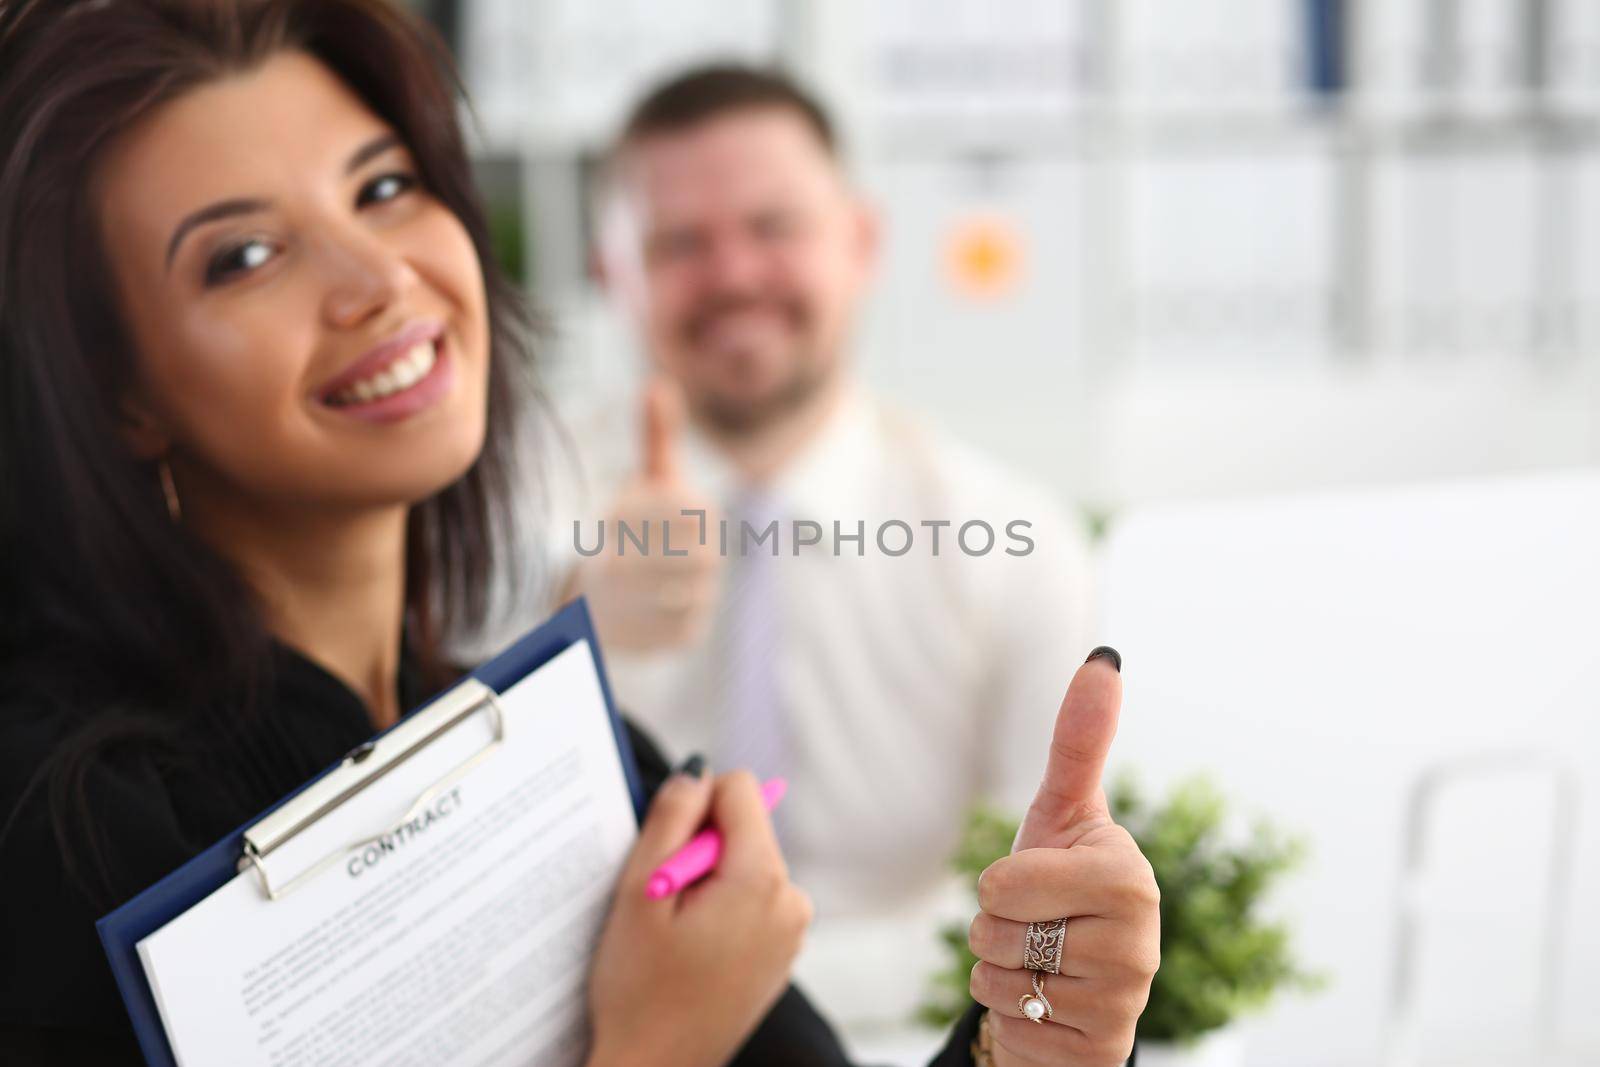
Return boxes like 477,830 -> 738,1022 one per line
136,641 -> 638,1067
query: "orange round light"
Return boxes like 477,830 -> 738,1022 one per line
946,215 -> 1024,299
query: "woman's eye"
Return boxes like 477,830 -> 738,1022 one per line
204,238 -> 276,285
357,171 -> 418,207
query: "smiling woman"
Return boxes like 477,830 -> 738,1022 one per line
97,47 -> 493,584
0,0 -> 524,718
0,3 -> 535,1051
96,49 -> 495,675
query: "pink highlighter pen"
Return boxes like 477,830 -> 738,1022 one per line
645,777 -> 789,899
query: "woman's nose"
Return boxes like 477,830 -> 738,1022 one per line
317,225 -> 418,330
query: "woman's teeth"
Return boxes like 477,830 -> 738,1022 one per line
330,341 -> 436,406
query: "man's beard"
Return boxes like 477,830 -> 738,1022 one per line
691,351 -> 829,436
679,293 -> 829,435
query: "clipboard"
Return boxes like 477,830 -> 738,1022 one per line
96,598 -> 644,1067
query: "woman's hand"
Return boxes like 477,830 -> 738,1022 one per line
967,650 -> 1161,1066
587,766 -> 813,1067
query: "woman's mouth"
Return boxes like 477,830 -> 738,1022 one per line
318,326 -> 456,424
326,339 -> 437,406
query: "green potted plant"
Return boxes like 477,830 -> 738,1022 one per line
919,775 -> 1320,1066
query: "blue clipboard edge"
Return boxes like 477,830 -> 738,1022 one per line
95,598 -> 644,1067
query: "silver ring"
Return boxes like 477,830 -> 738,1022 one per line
1017,970 -> 1053,1024
1024,917 -> 1066,974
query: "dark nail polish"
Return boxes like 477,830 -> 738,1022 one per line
1085,646 -> 1122,672
674,753 -> 706,778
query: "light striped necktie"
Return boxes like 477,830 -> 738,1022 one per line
714,486 -> 787,782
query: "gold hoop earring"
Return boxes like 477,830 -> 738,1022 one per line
158,459 -> 182,523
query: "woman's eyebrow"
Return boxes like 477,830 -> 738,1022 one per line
345,132 -> 402,175
162,134 -> 404,273
164,197 -> 270,272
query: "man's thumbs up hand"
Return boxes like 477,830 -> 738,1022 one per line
965,648 -> 1160,1067
570,378 -> 722,653
640,376 -> 686,487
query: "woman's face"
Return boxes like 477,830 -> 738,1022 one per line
95,50 -> 489,519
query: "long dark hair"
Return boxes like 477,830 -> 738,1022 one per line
0,0 -> 533,900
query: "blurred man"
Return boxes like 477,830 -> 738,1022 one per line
529,65 -> 1095,1032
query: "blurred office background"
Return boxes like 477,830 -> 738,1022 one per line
414,2 -> 1599,1064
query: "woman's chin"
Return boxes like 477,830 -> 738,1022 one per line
339,430 -> 487,508
408,437 -> 487,502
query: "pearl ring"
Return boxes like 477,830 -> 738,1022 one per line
1017,970 -> 1052,1024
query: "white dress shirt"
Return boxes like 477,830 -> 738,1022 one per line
495,385 -> 1095,1031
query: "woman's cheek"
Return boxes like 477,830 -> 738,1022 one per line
418,206 -> 484,312
186,314 -> 306,412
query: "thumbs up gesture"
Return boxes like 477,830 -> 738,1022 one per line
965,648 -> 1160,1066
574,378 -> 723,652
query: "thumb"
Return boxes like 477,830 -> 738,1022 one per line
1014,646 -> 1123,851
640,376 -> 686,485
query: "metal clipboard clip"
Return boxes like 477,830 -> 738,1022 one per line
240,677 -> 507,901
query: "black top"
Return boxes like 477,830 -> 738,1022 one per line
0,643 -> 981,1065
